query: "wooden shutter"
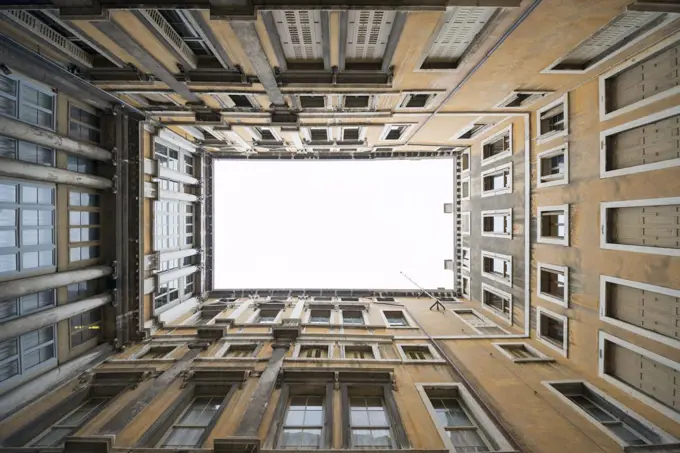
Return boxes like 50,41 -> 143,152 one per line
427,7 -> 496,62
273,10 -> 323,60
608,114 -> 680,171
609,42 -> 679,111
610,204 -> 680,249
607,342 -> 680,413
346,11 -> 396,61
608,282 -> 680,341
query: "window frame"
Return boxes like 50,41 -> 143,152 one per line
543,380 -> 678,448
536,306 -> 568,357
481,208 -> 512,239
461,247 -> 470,273
292,343 -> 334,360
480,125 -> 513,167
131,344 -> 181,360
461,275 -> 471,299
69,307 -> 102,349
340,126 -> 365,143
480,252 -> 512,288
451,308 -> 509,336
379,309 -> 413,328
0,72 -> 56,131
600,197 -> 680,256
537,262 -> 569,307
340,343 -> 380,360
461,211 -> 470,236
599,275 -> 680,349
599,105 -> 680,179
339,308 -> 368,326
480,162 -> 512,197
67,102 -> 101,145
396,92 -> 438,110
248,307 -> 284,324
303,126 -> 333,143
496,90 -> 551,109
396,343 -> 442,362
298,94 -> 330,110
29,396 -> 112,447
0,289 -> 55,322
339,94 -> 375,111
460,148 -> 470,175
480,283 -> 512,324
460,175 -> 470,201
0,325 -> 57,389
251,126 -> 282,143
493,342 -> 553,363
216,341 -> 262,359
379,124 -> 411,142
68,188 -> 101,266
537,204 -> 569,246
157,394 -> 230,448
536,95 -> 568,144
304,308 -> 334,325
537,143 -> 569,188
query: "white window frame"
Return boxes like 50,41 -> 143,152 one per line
379,309 -> 414,328
461,211 -> 470,236
338,308 -> 369,326
537,143 -> 569,188
536,95 -> 568,144
543,379 -> 678,448
600,197 -> 680,256
338,93 -> 375,110
340,343 -> 381,360
453,121 -> 493,140
340,126 -> 365,142
598,331 -> 680,423
480,283 -> 512,324
461,275 -> 471,298
0,325 -> 57,390
461,246 -> 471,272
481,209 -> 512,239
292,342 -> 334,359
480,162 -> 512,197
480,126 -> 513,167
298,94 -> 331,110
600,275 -> 680,349
537,262 -> 569,307
247,307 -> 284,324
600,105 -> 680,178
495,90 -> 551,109
493,342 -> 553,363
396,343 -> 442,362
215,341 -> 261,359
379,124 -> 411,142
416,383 -> 514,453
303,307 -> 335,325
460,148 -> 470,175
250,126 -> 282,142
130,343 -> 181,360
537,306 -> 568,357
396,91 -> 439,110
451,308 -> 509,335
303,126 -> 332,143
481,252 -> 512,288
460,175 -> 470,201
537,204 -> 569,246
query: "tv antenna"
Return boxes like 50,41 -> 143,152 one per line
399,271 -> 446,311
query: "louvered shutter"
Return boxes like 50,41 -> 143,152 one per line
273,10 -> 323,61
609,282 -> 680,341
427,7 -> 496,62
609,114 -> 680,171
611,205 -> 680,249
346,10 -> 396,60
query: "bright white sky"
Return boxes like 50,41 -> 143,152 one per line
214,158 -> 454,289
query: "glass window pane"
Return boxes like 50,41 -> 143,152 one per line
0,75 -> 17,96
163,427 -> 204,447
0,298 -> 18,321
38,210 -> 52,226
0,209 -> 16,226
69,211 -> 81,226
22,210 -> 37,226
32,427 -> 72,447
448,430 -> 489,451
608,423 -> 646,446
39,250 -> 53,266
0,338 -> 19,361
38,187 -> 52,204
0,358 -> 19,382
0,230 -> 16,247
0,253 -> 17,273
23,251 -> 39,269
0,97 -> 16,117
0,183 -> 17,202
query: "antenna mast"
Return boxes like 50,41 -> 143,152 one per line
399,271 -> 446,311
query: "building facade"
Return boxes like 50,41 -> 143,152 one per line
0,0 -> 679,452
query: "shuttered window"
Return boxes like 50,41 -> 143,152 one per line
607,41 -> 679,112
608,204 -> 680,249
453,309 -> 506,335
481,284 -> 511,318
481,164 -> 511,196
605,278 -> 679,343
482,255 -> 511,285
552,11 -> 666,71
273,10 -> 323,61
346,11 -> 396,61
605,114 -> 680,173
422,7 -> 497,69
604,339 -> 679,415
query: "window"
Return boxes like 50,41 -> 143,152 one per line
0,325 -> 56,384
460,149 -> 470,173
461,247 -> 470,271
461,211 -> 470,236
598,332 -> 680,421
481,127 -> 511,166
343,95 -> 371,109
481,163 -> 512,197
538,263 -> 568,307
30,398 -> 110,447
342,310 -> 364,326
161,396 -> 223,447
0,135 -> 54,167
155,279 -> 180,310
184,273 -> 195,297
537,307 -> 567,356
481,284 -> 512,321
456,123 -> 489,140
380,125 -> 409,141
307,128 -> 329,142
184,154 -> 194,176
154,201 -> 182,250
601,108 -> 680,178
279,395 -> 324,448
228,94 -> 254,109
0,74 -> 55,129
481,209 -> 511,239
537,96 -> 567,143
546,381 -> 676,447
461,276 -> 470,298
0,290 -> 54,322
67,155 -> 96,174
601,198 -> 680,256
538,205 -> 569,246
298,345 -> 329,359
272,10 -> 323,62
257,309 -> 281,323
255,127 -> 279,142
158,10 -> 214,56
419,7 -> 498,70
308,309 -> 331,324
400,345 -> 435,361
382,311 -> 409,327
493,343 -> 552,363
452,309 -> 508,335
600,275 -> 680,348
69,190 -> 101,263
481,252 -> 511,286
496,90 -> 550,108
345,10 -> 396,62
349,396 -> 393,448
300,95 -> 326,109
342,127 -> 362,142
67,280 -> 98,302
223,344 -> 257,358
155,142 -> 180,171
399,93 -> 435,109
344,346 -> 375,360
544,11 -> 670,73
68,105 -> 100,143
141,346 -> 175,359
537,144 -> 568,187
185,204 -> 194,246
461,176 -> 470,201
69,308 -> 102,347
0,180 -> 55,276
